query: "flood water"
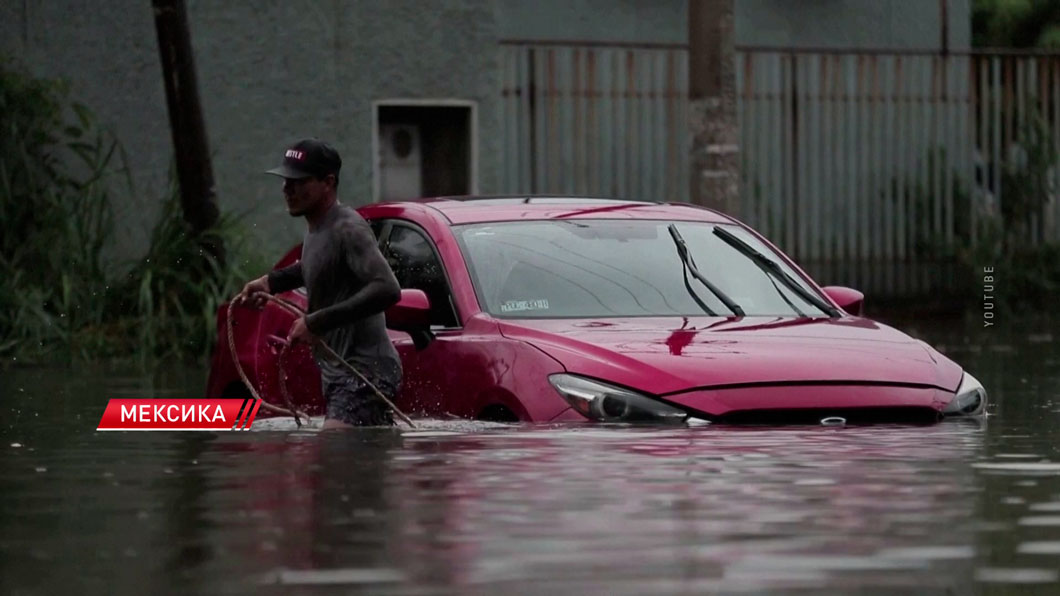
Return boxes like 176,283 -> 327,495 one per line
2,316 -> 1059,595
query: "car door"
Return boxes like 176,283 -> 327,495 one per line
377,220 -> 502,418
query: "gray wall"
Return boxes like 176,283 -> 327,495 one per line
0,0 -> 969,260
1,0 -> 501,260
735,0 -> 971,50
496,1 -> 971,50
497,0 -> 686,43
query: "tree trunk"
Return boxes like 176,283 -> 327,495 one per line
152,0 -> 223,262
688,0 -> 739,214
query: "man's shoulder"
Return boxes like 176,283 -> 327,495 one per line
330,204 -> 371,231
329,205 -> 377,248
333,203 -> 367,223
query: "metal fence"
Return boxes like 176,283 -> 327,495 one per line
500,42 -> 1060,296
499,41 -> 689,202
738,49 -> 1060,295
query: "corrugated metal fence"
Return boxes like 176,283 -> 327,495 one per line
738,50 -> 1060,295
500,42 -> 1060,296
499,41 -> 689,202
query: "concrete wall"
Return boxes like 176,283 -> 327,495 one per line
0,0 -> 501,260
496,1 -> 971,50
496,0 -> 685,44
0,0 -> 970,260
735,0 -> 971,50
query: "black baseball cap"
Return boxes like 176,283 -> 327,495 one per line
265,139 -> 342,179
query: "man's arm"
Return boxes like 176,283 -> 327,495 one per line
304,221 -> 401,335
267,261 -> 305,294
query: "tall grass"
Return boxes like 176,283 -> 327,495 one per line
1,59 -> 266,365
118,177 -> 265,361
0,58 -> 122,361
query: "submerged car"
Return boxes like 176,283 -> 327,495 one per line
207,197 -> 987,424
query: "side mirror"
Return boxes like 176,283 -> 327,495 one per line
385,289 -> 434,349
821,286 -> 864,317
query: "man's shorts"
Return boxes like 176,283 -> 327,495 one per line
322,364 -> 402,427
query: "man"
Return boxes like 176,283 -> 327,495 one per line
236,139 -> 403,428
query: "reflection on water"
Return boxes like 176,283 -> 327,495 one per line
1,320 -> 1059,594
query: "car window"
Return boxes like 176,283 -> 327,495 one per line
368,219 -> 385,240
382,224 -> 460,328
455,220 -> 827,318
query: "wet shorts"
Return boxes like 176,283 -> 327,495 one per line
323,366 -> 402,427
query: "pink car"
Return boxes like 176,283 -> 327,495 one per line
207,197 -> 987,424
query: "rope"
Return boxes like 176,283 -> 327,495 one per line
227,293 -> 416,428
276,337 -> 304,427
226,301 -> 311,425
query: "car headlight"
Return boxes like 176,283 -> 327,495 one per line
943,372 -> 987,416
548,374 -> 687,422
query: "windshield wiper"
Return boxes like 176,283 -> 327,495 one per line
668,224 -> 745,317
712,226 -> 841,317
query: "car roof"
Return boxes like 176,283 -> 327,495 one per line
373,195 -> 738,226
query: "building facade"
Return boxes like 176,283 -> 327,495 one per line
2,1 -> 969,277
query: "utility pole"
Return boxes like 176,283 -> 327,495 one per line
152,0 -> 223,261
688,0 -> 739,213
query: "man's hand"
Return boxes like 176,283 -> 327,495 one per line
235,275 -> 271,309
287,316 -> 317,346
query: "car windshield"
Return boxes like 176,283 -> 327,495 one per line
455,220 -> 831,318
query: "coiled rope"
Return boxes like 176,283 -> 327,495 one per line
226,294 -> 416,428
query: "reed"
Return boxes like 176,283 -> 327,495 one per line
1,59 -> 266,365
0,59 -> 120,362
118,178 -> 265,362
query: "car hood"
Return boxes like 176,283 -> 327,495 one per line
497,316 -> 963,395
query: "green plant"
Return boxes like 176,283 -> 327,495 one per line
973,0 -> 1060,48
117,176 -> 264,361
997,111 -> 1057,247
0,58 -> 125,361
1,58 -> 267,364
953,107 -> 1060,311
885,106 -> 1060,311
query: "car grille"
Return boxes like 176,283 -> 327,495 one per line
711,406 -> 942,425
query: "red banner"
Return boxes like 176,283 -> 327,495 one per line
96,399 -> 261,431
